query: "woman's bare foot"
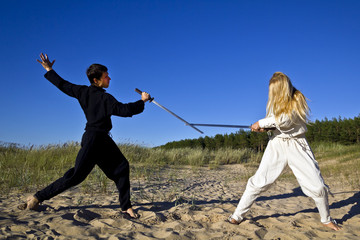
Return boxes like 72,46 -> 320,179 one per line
227,215 -> 241,225
26,196 -> 40,210
122,208 -> 139,219
323,221 -> 342,231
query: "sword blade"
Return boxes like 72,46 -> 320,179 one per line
189,123 -> 251,129
151,100 -> 204,134
135,88 -> 204,133
190,123 -> 276,131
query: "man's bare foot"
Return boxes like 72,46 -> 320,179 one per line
122,208 -> 139,219
26,196 -> 40,210
323,221 -> 342,231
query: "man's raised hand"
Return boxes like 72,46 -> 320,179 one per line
37,53 -> 55,71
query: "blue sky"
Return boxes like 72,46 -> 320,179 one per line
1,0 -> 359,147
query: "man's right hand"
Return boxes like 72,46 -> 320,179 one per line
37,53 -> 55,71
141,92 -> 151,102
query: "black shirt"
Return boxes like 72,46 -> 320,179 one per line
45,70 -> 145,132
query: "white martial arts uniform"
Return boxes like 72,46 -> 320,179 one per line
231,114 -> 332,224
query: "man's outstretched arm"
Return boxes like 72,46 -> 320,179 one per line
37,53 -> 84,98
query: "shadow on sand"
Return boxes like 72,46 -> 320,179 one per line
35,187 -> 359,224
136,187 -> 359,224
241,187 -> 359,223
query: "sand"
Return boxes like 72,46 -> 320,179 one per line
1,164 -> 359,239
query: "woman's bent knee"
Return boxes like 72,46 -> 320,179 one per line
304,185 -> 328,198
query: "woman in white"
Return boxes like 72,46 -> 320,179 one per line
228,72 -> 341,231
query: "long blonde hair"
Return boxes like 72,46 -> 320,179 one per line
266,72 -> 309,123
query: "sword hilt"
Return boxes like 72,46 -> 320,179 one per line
135,88 -> 154,102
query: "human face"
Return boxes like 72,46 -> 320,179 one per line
94,72 -> 111,88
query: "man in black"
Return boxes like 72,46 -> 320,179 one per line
26,53 -> 150,218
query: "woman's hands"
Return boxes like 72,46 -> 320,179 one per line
37,53 -> 55,71
251,121 -> 265,132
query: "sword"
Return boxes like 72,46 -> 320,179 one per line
189,123 -> 276,131
135,88 -> 204,134
189,123 -> 251,129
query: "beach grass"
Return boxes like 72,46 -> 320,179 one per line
311,142 -> 360,189
0,141 -> 359,194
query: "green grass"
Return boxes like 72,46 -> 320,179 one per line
310,142 -> 360,189
0,141 -> 359,194
0,142 -> 78,193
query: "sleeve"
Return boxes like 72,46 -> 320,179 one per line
106,94 -> 145,117
258,113 -> 294,129
44,70 -> 85,99
258,115 -> 276,129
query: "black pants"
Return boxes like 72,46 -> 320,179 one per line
35,131 -> 132,211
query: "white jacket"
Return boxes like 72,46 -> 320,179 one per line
258,114 -> 307,138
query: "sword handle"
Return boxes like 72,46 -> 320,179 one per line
135,88 -> 142,95
135,88 -> 154,102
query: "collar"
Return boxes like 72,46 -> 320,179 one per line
90,85 -> 106,92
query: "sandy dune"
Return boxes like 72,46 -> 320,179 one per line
1,164 -> 359,239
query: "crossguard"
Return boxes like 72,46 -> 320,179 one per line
135,88 -> 154,102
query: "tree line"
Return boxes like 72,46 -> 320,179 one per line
160,115 -> 360,151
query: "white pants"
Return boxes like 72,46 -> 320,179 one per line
232,136 -> 331,224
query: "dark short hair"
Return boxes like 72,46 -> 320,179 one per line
86,64 -> 108,84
